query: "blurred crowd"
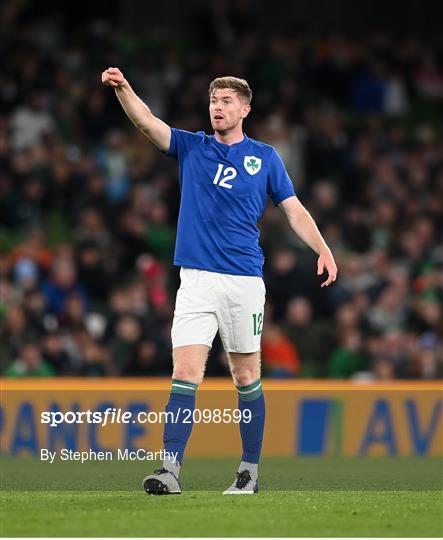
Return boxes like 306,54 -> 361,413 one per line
1,1 -> 442,379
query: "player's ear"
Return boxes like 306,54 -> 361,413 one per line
241,104 -> 251,118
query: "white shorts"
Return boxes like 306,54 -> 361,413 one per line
171,267 -> 266,353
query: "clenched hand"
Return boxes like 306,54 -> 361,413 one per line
101,67 -> 125,88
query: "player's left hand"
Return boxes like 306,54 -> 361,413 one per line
317,249 -> 337,288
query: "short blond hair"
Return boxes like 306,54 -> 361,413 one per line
209,76 -> 252,104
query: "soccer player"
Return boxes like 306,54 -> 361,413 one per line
102,68 -> 337,495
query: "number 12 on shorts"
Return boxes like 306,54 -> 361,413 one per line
252,312 -> 263,336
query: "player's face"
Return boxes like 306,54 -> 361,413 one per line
209,89 -> 250,133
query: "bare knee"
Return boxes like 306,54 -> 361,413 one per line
172,362 -> 204,385
172,345 -> 209,385
231,368 -> 256,387
229,352 -> 261,387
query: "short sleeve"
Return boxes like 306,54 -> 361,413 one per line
266,148 -> 296,206
164,128 -> 204,160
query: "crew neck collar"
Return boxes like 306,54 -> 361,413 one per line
212,133 -> 249,148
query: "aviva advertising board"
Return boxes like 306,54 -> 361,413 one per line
1,379 -> 441,458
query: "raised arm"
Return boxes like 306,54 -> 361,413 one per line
101,67 -> 171,152
279,195 -> 338,287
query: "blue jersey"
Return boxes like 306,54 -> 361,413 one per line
165,128 -> 295,277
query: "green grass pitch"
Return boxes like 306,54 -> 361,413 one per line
1,457 -> 442,537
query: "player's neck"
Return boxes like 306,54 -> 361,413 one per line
214,128 -> 245,146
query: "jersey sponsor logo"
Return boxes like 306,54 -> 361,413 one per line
244,156 -> 262,175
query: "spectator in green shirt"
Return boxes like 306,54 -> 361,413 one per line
4,342 -> 56,378
328,330 -> 367,378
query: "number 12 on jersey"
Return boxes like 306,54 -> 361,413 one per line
252,312 -> 263,336
213,163 -> 237,190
